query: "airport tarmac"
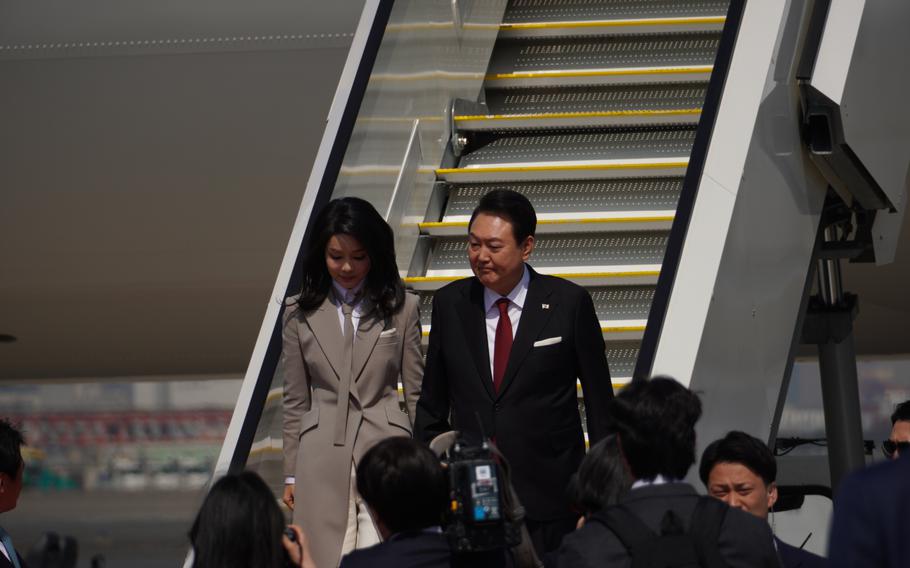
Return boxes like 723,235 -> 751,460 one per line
5,489 -> 205,567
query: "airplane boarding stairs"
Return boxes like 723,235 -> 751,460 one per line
224,0 -> 790,485
407,0 -> 730,390
213,0 -> 910,558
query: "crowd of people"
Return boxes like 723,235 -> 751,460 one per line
1,191 -> 908,567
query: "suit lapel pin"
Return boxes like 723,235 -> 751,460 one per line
541,303 -> 549,310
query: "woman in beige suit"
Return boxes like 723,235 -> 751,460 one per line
281,197 -> 423,568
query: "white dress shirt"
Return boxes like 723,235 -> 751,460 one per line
331,279 -> 365,335
0,540 -> 10,563
630,474 -> 678,490
483,265 -> 530,380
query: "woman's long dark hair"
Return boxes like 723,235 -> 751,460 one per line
295,197 -> 405,321
568,434 -> 631,517
189,471 -> 287,568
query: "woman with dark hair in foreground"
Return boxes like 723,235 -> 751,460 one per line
189,471 -> 315,568
281,197 -> 424,568
568,434 -> 631,528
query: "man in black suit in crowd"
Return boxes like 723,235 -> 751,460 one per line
340,437 -> 502,568
414,189 -> 614,556
0,419 -> 27,568
827,403 -> 910,567
700,431 -> 826,567
547,377 -> 780,567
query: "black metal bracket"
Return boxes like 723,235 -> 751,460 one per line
800,292 -> 858,345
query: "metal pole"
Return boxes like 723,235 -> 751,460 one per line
816,224 -> 865,490
818,330 -> 865,490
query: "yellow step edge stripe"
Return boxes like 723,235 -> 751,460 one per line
601,325 -> 647,333
436,162 -> 688,175
406,270 -> 660,284
419,216 -> 674,230
486,67 -> 712,81
500,16 -> 726,30
455,109 -> 702,122
420,325 -> 645,337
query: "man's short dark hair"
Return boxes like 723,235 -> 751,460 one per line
609,377 -> 702,480
0,419 -> 24,478
698,431 -> 776,487
891,400 -> 910,424
468,189 -> 537,244
356,437 -> 447,534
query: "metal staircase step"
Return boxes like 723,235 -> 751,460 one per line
502,0 -> 730,24
406,232 -> 668,290
457,83 -> 707,130
417,285 -> 654,341
484,33 -> 720,88
420,214 -> 674,235
498,16 -> 725,39
438,126 -> 695,182
454,109 -> 701,130
424,177 -> 682,233
605,340 -> 641,384
436,160 -> 687,182
406,269 -> 660,290
441,178 -> 682,219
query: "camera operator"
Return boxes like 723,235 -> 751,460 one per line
340,437 -> 505,568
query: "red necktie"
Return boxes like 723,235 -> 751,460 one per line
493,298 -> 512,393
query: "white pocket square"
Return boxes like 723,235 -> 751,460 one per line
533,336 -> 562,347
380,328 -> 397,337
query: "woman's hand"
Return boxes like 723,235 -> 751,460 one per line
282,524 -> 316,568
283,484 -> 295,511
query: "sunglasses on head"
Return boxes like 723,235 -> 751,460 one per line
881,440 -> 910,458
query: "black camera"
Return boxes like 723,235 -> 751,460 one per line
443,439 -> 522,553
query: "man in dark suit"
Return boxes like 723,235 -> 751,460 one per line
0,419 -> 27,568
340,437 -> 502,568
827,450 -> 910,567
547,378 -> 780,568
414,190 -> 614,555
699,431 -> 826,567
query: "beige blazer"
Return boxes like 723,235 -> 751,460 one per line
281,291 -> 423,568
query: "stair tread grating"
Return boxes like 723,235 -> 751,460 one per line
484,83 -> 708,116
458,126 -> 697,168
605,340 -> 641,378
443,179 -> 683,218
503,0 -> 730,24
487,33 -> 721,76
418,286 -> 655,327
427,233 -> 669,270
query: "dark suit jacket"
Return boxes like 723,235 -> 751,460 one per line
777,536 -> 826,568
339,531 -> 505,568
828,453 -> 910,568
546,483 -> 780,568
414,267 -> 613,520
0,548 -> 27,568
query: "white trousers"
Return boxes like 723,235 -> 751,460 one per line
340,461 -> 380,560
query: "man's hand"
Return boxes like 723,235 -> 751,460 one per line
283,484 -> 295,510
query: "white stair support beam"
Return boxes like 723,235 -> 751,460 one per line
651,0 -> 828,475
